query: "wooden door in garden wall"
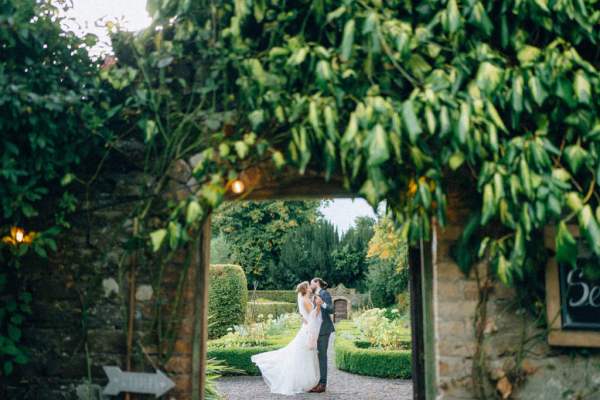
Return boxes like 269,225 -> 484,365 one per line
334,299 -> 348,322
192,166 -> 429,400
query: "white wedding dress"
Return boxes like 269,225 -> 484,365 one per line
251,294 -> 322,395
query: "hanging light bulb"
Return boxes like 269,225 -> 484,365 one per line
231,179 -> 246,195
15,228 -> 24,243
2,226 -> 35,246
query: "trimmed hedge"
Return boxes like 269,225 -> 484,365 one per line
335,337 -> 411,379
209,264 -> 248,339
246,301 -> 297,321
250,290 -> 297,303
207,345 -> 282,375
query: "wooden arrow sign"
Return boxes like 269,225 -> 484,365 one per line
102,366 -> 175,397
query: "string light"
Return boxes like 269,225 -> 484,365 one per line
231,179 -> 245,195
15,228 -> 24,243
2,227 -> 35,246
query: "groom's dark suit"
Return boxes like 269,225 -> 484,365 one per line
316,288 -> 335,385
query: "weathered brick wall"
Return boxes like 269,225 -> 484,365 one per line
433,194 -> 600,399
2,153 -> 197,399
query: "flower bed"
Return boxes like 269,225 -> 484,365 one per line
207,313 -> 300,374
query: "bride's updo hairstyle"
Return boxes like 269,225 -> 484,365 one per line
296,281 -> 309,296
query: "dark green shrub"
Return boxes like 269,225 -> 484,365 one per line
366,258 -> 409,308
207,345 -> 282,375
334,337 -> 411,379
208,264 -> 248,339
250,290 -> 297,303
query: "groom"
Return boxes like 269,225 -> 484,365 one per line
309,278 -> 335,393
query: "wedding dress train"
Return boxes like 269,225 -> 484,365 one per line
251,294 -> 322,395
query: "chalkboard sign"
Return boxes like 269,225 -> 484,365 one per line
545,225 -> 600,348
558,263 -> 600,330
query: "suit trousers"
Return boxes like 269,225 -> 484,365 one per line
317,332 -> 332,385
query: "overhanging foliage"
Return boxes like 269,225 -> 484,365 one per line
120,0 -> 600,285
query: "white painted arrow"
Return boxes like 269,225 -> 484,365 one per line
102,366 -> 175,398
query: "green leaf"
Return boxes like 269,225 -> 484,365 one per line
326,6 -> 346,22
157,56 -> 174,68
574,70 -> 591,104
287,47 -> 309,66
186,200 -> 202,224
60,173 -> 75,186
564,144 -> 588,174
368,124 -> 389,166
248,110 -> 265,129
272,151 -> 285,169
579,205 -> 600,255
418,182 -> 431,209
517,46 -> 541,65
481,183 -> 495,224
566,192 -> 583,213
449,151 -> 465,170
340,19 -> 355,62
402,100 -> 422,144
145,120 -> 157,142
234,141 -> 249,159
486,101 -> 507,132
528,75 -> 547,106
359,180 -> 378,206
555,221 -> 577,267
457,102 -> 470,144
496,254 -> 510,285
201,183 -> 225,207
33,245 -> 47,258
447,0 -> 461,34
150,229 -> 167,252
512,74 -> 524,112
476,62 -> 502,93
168,221 -> 180,250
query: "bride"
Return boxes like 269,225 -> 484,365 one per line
251,281 -> 323,395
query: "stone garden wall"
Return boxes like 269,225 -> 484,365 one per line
432,195 -> 600,399
2,149 -> 197,400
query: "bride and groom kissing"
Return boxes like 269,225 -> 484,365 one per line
251,278 -> 335,395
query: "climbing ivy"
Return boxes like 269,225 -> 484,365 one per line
0,0 -> 114,376
118,0 -> 600,288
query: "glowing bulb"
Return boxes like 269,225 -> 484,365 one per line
231,179 -> 245,194
15,228 -> 24,243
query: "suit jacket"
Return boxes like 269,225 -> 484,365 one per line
317,289 -> 335,336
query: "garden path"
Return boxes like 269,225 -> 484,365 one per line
215,335 -> 413,400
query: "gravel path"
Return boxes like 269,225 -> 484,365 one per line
215,335 -> 413,400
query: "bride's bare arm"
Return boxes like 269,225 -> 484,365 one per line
303,298 -> 313,314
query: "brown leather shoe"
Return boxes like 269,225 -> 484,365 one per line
311,384 -> 326,393
309,384 -> 320,393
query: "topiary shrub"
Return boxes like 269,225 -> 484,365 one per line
208,264 -> 248,339
334,337 -> 411,379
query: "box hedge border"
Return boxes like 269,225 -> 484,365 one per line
334,337 -> 411,379
207,345 -> 283,375
250,290 -> 297,303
